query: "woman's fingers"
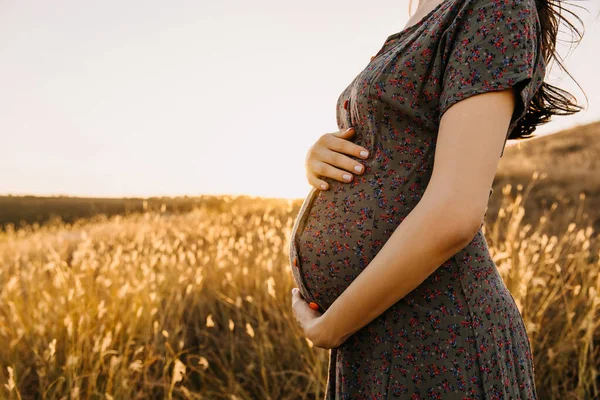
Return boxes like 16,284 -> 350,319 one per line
319,143 -> 365,175
329,128 -> 369,160
307,173 -> 330,190
306,159 -> 355,188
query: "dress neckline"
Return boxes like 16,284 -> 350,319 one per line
383,0 -> 454,43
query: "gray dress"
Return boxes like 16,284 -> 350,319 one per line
289,0 -> 545,398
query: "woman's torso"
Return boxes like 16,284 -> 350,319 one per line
289,0 -> 525,311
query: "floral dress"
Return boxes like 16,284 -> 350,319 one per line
289,0 -> 545,398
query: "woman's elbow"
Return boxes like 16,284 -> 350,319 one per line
431,202 -> 486,247
460,215 -> 485,243
454,209 -> 486,245
421,187 -> 488,245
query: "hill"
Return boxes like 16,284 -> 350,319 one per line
490,119 -> 600,235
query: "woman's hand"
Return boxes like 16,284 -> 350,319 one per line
305,127 -> 370,190
291,288 -> 343,349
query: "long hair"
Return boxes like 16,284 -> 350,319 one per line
409,0 -> 587,140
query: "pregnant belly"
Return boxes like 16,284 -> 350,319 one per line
290,178 -> 377,311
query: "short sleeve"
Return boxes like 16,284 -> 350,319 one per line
438,0 -> 545,143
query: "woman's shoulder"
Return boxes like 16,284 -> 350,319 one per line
454,0 -> 537,11
450,0 -> 540,24
442,0 -> 541,45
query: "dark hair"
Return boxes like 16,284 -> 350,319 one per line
519,0 -> 588,140
409,0 -> 588,140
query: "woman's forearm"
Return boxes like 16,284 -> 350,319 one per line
318,192 -> 479,346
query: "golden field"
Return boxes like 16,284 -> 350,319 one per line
1,121 -> 600,399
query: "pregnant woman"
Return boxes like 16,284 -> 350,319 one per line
289,0 -> 584,398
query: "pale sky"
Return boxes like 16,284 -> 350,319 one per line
1,0 -> 599,199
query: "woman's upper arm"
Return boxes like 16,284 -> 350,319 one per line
425,89 -> 516,236
421,0 -> 545,235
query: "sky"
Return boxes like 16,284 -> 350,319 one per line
1,0 -> 599,200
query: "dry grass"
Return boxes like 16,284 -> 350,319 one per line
0,199 -> 330,399
0,177 -> 598,399
1,120 -> 600,399
492,120 -> 600,235
484,174 -> 599,400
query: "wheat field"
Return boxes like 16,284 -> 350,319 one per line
0,173 -> 599,399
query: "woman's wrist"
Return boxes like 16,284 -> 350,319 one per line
317,309 -> 352,348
